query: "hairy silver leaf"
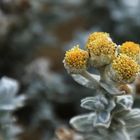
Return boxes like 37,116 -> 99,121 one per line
70,113 -> 95,132
122,109 -> 140,128
94,111 -> 111,128
71,73 -> 100,89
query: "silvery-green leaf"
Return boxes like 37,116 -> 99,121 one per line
13,95 -> 26,108
85,134 -> 103,140
81,95 -> 108,105
0,124 -> 22,140
0,77 -> 23,140
107,98 -> 116,112
90,74 -> 100,81
0,104 -> 15,111
81,97 -> 105,110
70,113 -> 95,132
71,73 -> 100,89
117,95 -> 133,111
0,77 -> 19,99
0,112 -> 12,124
81,100 -> 105,111
109,128 -> 130,140
116,119 -> 125,126
81,97 -> 97,103
0,95 -> 26,111
100,81 -> 125,96
113,108 -> 130,121
94,111 -> 111,128
122,109 -> 140,128
112,101 -> 130,116
129,129 -> 140,140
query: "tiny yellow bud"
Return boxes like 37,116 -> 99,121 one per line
111,54 -> 139,83
86,32 -> 116,67
86,32 -> 110,46
63,45 -> 89,73
119,41 -> 140,62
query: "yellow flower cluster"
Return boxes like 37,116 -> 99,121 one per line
64,45 -> 89,73
86,32 -> 116,67
119,41 -> 140,61
112,54 -> 139,82
63,32 -> 140,82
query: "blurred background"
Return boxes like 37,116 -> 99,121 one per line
0,0 -> 140,140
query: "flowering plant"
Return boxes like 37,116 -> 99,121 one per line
63,32 -> 140,140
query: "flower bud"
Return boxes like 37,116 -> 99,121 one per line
63,45 -> 89,73
86,32 -> 110,44
119,41 -> 140,63
86,33 -> 116,67
110,54 -> 139,83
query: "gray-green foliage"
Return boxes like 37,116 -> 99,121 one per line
0,77 -> 25,140
69,71 -> 140,140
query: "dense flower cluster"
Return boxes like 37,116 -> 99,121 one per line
64,32 -> 140,83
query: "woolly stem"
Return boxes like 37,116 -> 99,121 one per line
80,71 -> 100,88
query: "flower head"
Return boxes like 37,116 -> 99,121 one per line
63,45 -> 89,73
86,32 -> 110,45
111,54 -> 139,83
119,41 -> 140,62
86,33 -> 116,67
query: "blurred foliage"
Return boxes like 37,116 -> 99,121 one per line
0,0 -> 140,140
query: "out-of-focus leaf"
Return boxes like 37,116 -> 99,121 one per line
109,128 -> 130,140
70,113 -> 95,132
81,96 -> 107,111
0,77 -> 19,100
122,109 -> 140,128
94,111 -> 111,128
0,77 -> 24,140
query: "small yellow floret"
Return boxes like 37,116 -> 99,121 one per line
64,45 -> 89,73
112,54 -> 139,81
85,32 -> 116,67
119,41 -> 140,60
87,37 -> 116,57
86,32 -> 110,45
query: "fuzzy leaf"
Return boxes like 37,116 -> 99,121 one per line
100,82 -> 125,96
107,98 -> 116,112
81,97 -> 104,111
94,111 -> 111,128
81,96 -> 108,105
71,73 -> 100,89
0,104 -> 15,111
0,95 -> 26,111
122,109 -> 140,128
117,95 -> 133,111
109,128 -> 130,140
70,113 -> 95,132
85,135 -> 103,140
0,77 -> 19,100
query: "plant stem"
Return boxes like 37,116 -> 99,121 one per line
81,71 -> 100,88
